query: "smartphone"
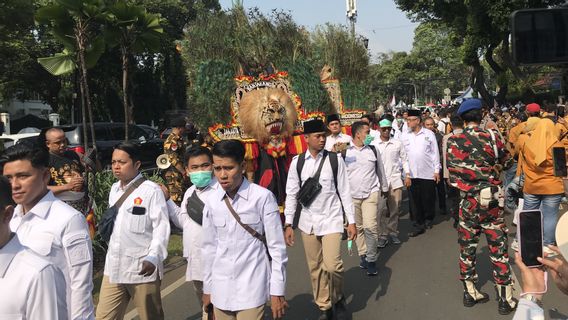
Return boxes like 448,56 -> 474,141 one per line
558,105 -> 566,119
518,210 -> 543,267
553,147 -> 567,177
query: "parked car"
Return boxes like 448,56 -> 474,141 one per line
0,132 -> 40,149
138,124 -> 162,141
57,123 -> 164,169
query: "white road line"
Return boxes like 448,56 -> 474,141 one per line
124,276 -> 187,320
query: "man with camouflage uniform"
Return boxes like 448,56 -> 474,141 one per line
446,99 -> 517,315
163,118 -> 187,205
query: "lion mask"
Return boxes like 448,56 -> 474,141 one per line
239,88 -> 298,144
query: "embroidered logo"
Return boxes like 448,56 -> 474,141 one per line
134,197 -> 143,205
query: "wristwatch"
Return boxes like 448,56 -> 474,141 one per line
523,294 -> 543,308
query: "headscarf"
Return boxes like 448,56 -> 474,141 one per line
523,117 -> 541,133
525,118 -> 560,166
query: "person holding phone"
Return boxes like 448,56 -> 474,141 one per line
518,119 -> 564,254
447,99 -> 517,315
513,246 -> 568,320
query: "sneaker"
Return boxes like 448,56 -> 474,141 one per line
408,227 -> 425,237
334,297 -> 348,320
367,261 -> 378,276
511,239 -> 519,252
377,237 -> 389,248
425,220 -> 433,229
390,235 -> 401,245
359,255 -> 368,269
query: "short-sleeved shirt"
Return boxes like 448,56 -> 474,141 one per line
49,151 -> 89,213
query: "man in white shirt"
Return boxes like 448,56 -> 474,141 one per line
437,109 -> 452,134
372,119 -> 410,247
2,144 -> 95,320
164,146 -> 217,316
400,109 -> 441,237
0,176 -> 68,320
360,114 -> 380,140
284,119 -> 357,320
96,143 -> 170,320
202,140 -> 288,320
325,114 -> 352,152
343,121 -> 388,276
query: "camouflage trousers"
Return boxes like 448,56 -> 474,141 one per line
165,168 -> 186,205
458,192 -> 512,285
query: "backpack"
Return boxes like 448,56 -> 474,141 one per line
440,119 -> 453,135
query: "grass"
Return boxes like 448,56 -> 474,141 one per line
92,234 -> 184,305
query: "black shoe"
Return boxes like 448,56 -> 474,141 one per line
334,298 -> 348,320
498,298 -> 517,315
318,309 -> 333,320
463,291 -> 489,307
408,228 -> 425,237
425,220 -> 433,229
359,255 -> 368,269
367,262 -> 378,276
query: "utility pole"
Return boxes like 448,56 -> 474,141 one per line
346,0 -> 357,37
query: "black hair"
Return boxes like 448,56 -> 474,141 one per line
184,146 -> 213,164
460,109 -> 483,123
517,113 -> 529,122
113,142 -> 141,163
0,143 -> 49,169
351,121 -> 369,136
0,176 -> 15,208
361,114 -> 373,122
450,114 -> 464,128
382,114 -> 395,122
212,140 -> 245,163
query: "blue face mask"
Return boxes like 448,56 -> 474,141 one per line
188,171 -> 212,188
364,134 -> 374,146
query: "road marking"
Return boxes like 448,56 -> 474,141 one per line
124,276 -> 187,320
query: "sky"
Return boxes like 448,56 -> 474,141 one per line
218,0 -> 419,57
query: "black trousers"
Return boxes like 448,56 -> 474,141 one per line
408,178 -> 437,227
436,173 -> 447,211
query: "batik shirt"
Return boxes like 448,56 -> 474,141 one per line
49,151 -> 89,214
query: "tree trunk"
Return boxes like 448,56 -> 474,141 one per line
76,21 -> 96,152
471,60 -> 493,107
122,46 -> 129,141
485,45 -> 508,106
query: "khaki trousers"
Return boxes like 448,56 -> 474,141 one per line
378,187 -> 402,237
301,232 -> 344,311
352,191 -> 379,261
214,305 -> 264,320
96,276 -> 164,320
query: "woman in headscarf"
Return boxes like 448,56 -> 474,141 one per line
519,118 -> 564,250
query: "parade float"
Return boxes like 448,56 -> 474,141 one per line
207,64 -> 366,206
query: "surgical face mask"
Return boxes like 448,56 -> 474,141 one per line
188,170 -> 212,188
364,134 -> 374,146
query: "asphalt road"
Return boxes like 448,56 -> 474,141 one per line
124,199 -> 568,320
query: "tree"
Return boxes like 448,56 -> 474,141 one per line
105,1 -> 163,140
36,0 -> 107,151
394,0 -> 566,106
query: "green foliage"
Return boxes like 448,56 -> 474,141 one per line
188,59 -> 235,130
282,58 -> 332,113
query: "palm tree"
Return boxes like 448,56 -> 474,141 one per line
105,1 -> 162,140
36,0 -> 106,151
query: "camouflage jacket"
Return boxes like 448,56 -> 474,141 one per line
164,132 -> 185,168
446,126 -> 512,193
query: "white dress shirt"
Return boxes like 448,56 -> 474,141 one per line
324,133 -> 353,151
0,234 -> 68,320
105,174 -> 170,284
373,137 -> 410,190
400,127 -> 441,180
166,179 -> 218,281
344,144 -> 389,198
201,179 -> 287,311
284,151 -> 356,236
11,191 -> 94,320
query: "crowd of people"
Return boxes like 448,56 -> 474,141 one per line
0,98 -> 568,320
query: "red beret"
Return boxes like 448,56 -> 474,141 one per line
526,103 -> 541,113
